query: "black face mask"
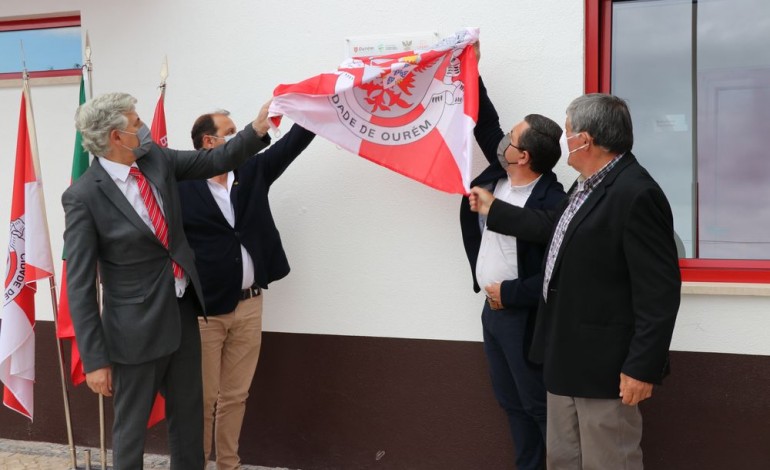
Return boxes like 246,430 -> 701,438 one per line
496,134 -> 513,168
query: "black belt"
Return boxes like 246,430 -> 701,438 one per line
240,285 -> 261,300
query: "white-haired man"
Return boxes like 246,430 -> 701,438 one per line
62,92 -> 273,469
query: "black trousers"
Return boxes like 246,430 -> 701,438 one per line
482,302 -> 547,470
111,290 -> 204,470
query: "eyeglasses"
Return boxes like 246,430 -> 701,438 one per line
507,131 -> 526,153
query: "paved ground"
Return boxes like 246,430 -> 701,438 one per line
0,438 -> 293,469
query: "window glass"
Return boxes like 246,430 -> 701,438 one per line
0,26 -> 81,73
611,0 -> 770,260
696,0 -> 770,259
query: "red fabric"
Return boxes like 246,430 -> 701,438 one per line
147,393 -> 166,429
56,263 -> 85,386
151,94 -> 168,147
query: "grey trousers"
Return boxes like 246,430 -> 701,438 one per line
111,291 -> 205,470
546,392 -> 643,470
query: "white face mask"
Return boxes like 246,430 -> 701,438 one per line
210,133 -> 236,146
560,132 -> 588,158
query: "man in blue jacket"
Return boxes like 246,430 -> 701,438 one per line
460,75 -> 565,469
178,110 -> 314,469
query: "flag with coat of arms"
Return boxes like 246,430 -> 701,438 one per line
0,79 -> 55,420
269,27 -> 479,194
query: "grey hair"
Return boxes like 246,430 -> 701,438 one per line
209,109 -> 230,116
75,92 -> 137,156
566,93 -> 633,153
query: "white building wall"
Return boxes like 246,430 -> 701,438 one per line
0,0 -> 767,356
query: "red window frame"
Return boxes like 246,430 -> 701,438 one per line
584,0 -> 770,283
0,14 -> 82,80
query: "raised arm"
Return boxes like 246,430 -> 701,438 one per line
474,76 -> 506,166
469,186 -> 563,244
258,124 -> 316,186
172,100 -> 273,180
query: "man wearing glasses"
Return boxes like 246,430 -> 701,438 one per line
459,66 -> 566,468
178,110 -> 314,469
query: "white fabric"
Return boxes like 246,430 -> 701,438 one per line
475,175 -> 540,291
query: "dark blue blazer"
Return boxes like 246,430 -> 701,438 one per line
178,124 -> 315,315
460,77 -> 565,310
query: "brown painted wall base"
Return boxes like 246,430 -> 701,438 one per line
2,321 -> 770,469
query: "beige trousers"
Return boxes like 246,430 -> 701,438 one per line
199,295 -> 263,470
546,392 -> 644,470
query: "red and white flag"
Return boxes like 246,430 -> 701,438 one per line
1,81 -> 55,420
147,89 -> 167,428
270,28 -> 479,194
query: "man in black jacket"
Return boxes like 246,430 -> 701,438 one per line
178,110 -> 314,469
460,75 -> 565,470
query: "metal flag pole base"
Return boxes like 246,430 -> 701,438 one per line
100,393 -> 107,469
47,278 -> 78,469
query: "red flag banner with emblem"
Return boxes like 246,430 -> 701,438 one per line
147,89 -> 168,428
270,28 -> 479,194
56,75 -> 89,387
1,82 -> 55,420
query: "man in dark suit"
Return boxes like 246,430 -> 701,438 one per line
177,110 -> 314,469
62,92 -> 273,469
460,75 -> 565,470
469,93 -> 680,469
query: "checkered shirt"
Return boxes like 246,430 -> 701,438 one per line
542,154 -> 625,301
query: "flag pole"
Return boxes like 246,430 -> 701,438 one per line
20,48 -> 78,469
159,55 -> 168,97
84,31 -> 108,470
84,31 -> 94,98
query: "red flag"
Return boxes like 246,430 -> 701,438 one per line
270,28 -> 479,194
57,76 -> 89,387
147,90 -> 168,429
1,82 -> 55,420
151,91 -> 168,147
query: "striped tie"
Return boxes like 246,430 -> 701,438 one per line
129,166 -> 184,279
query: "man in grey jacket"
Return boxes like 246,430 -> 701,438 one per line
62,92 -> 272,469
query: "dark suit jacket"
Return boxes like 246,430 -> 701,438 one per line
486,153 -> 681,398
178,124 -> 315,315
62,125 -> 270,373
460,76 -> 565,311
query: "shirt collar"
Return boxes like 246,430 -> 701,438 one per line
576,153 -> 625,192
98,156 -> 136,183
207,171 -> 234,192
509,174 -> 542,192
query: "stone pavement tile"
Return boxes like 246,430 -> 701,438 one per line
0,438 -> 297,469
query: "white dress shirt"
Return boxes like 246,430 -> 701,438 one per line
99,157 -> 189,297
206,171 -> 256,290
475,175 -> 541,291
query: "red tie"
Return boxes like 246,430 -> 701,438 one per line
129,167 -> 184,279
